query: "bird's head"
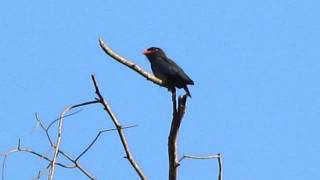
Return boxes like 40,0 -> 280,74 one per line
143,47 -> 166,58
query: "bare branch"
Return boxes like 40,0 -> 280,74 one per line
217,153 -> 223,180
34,170 -> 41,180
48,106 -> 69,180
48,100 -> 100,180
168,94 -> 188,180
179,154 -> 220,161
91,74 -> 147,180
99,38 -> 163,86
46,109 -> 83,131
34,168 -> 47,180
1,156 -> 7,180
47,100 -> 99,131
179,153 -> 223,180
75,125 -> 137,161
36,109 -> 98,180
74,163 -> 95,180
1,146 -> 73,169
35,113 -> 54,146
2,99 -> 113,180
56,150 -> 96,180
0,138 -> 97,180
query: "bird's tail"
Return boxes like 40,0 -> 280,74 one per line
183,86 -> 192,98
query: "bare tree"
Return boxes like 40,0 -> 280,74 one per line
1,38 -> 222,180
99,38 -> 223,180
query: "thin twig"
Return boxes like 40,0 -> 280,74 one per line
47,100 -> 99,131
1,156 -> 7,180
217,153 -> 223,180
179,153 -> 223,180
34,170 -> 41,180
56,150 -> 96,180
99,38 -> 163,86
75,125 -> 137,161
57,150 -> 74,163
179,154 -> 220,162
17,137 -> 96,180
91,74 -> 147,180
34,168 -> 48,180
46,109 -> 82,131
1,146 -> 73,169
35,113 -> 54,146
75,164 -> 95,180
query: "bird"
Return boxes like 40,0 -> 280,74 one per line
143,47 -> 194,97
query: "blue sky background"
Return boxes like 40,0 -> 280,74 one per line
1,0 -> 319,179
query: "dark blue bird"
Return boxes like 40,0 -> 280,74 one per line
143,47 -> 194,97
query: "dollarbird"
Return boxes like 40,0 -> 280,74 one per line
143,47 -> 194,97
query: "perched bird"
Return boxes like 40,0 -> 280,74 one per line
143,47 -> 194,97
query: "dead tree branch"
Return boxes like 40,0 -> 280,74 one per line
91,75 -> 147,180
75,125 -> 137,162
35,113 -> 54,146
1,113 -> 137,180
1,140 -> 96,180
48,101 -> 100,180
168,94 -> 188,180
48,106 -> 69,180
2,98 -> 142,180
47,109 -> 84,131
179,154 -> 223,180
99,38 -> 163,86
1,77 -> 141,180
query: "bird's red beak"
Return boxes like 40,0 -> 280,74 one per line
143,49 -> 153,55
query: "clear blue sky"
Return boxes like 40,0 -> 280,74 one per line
1,0 -> 319,179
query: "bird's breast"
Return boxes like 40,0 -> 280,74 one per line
151,63 -> 168,82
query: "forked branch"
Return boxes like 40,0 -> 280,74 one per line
168,94 -> 188,180
91,75 -> 147,180
48,101 -> 99,180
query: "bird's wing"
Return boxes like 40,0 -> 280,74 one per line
164,58 -> 194,84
